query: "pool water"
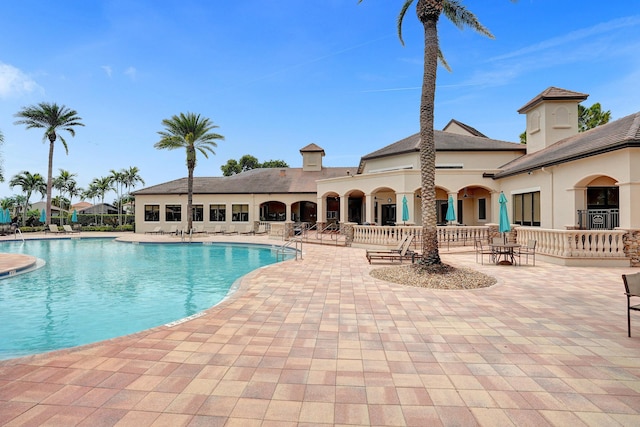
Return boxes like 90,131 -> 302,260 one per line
0,239 -> 291,360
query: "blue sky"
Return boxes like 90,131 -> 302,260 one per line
1,1 -> 639,203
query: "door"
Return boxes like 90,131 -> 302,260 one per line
381,204 -> 396,226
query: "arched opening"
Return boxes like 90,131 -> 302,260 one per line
580,176 -> 619,229
291,201 -> 317,223
260,201 -> 286,221
347,190 -> 365,224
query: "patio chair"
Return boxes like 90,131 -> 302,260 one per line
474,239 -> 494,265
145,226 -> 163,234
516,239 -> 537,266
255,224 -> 268,235
47,224 -> 63,234
206,225 -> 222,234
623,272 -> 640,337
62,225 -> 79,234
366,235 -> 415,264
240,225 -> 254,235
223,225 -> 238,235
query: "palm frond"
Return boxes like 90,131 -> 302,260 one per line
396,0 -> 415,46
442,0 -> 494,38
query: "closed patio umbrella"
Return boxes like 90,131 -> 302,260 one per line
5,208 -> 11,224
71,209 -> 78,223
499,192 -> 511,242
401,195 -> 409,224
445,196 -> 456,223
0,209 -> 5,224
40,208 -> 46,224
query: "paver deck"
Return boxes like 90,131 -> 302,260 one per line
1,232 -> 639,426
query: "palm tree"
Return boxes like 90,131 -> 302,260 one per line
9,171 -> 47,226
360,0 -> 495,266
0,130 -> 4,182
155,113 -> 224,232
122,166 -> 145,215
91,176 -> 114,225
81,184 -> 99,226
14,103 -> 84,226
110,169 -> 126,227
53,169 -> 77,225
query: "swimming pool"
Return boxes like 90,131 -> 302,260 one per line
0,238 -> 292,360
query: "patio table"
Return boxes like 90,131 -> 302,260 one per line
490,242 -> 521,265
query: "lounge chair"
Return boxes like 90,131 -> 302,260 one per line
47,224 -> 63,234
62,225 -> 79,234
240,225 -> 254,235
168,224 -> 178,235
145,226 -> 163,235
223,225 -> 238,235
207,225 -> 223,234
366,235 -> 408,257
255,224 -> 268,235
366,235 -> 415,264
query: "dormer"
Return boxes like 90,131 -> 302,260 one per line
300,143 -> 324,171
518,87 -> 588,154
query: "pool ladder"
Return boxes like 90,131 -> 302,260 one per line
14,227 -> 24,243
276,237 -> 302,261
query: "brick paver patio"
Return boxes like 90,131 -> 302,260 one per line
1,232 -> 639,426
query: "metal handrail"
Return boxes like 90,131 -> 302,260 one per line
276,237 -> 302,261
14,227 -> 25,243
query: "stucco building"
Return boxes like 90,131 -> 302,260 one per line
133,87 -> 640,265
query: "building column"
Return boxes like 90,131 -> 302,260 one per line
365,193 -> 374,224
339,195 -> 348,224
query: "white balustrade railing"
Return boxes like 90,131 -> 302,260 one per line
516,227 -> 626,258
353,225 -> 489,248
353,225 -> 421,247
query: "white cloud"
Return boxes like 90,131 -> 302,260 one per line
124,66 -> 137,80
0,62 -> 43,98
101,65 -> 113,77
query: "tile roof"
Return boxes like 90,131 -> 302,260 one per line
517,86 -> 589,114
360,131 -> 525,161
495,111 -> 640,178
133,167 -> 355,195
443,119 -> 488,137
299,143 -> 325,153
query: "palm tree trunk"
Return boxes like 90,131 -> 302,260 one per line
187,166 -> 194,232
46,138 -> 55,226
418,5 -> 441,265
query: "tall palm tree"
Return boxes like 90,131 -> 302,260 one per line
110,169 -> 126,227
91,176 -> 114,225
81,184 -> 99,226
14,103 -> 84,226
155,113 -> 224,232
123,167 -> 144,203
53,169 -> 77,225
360,0 -> 495,266
0,130 -> 4,182
9,171 -> 47,226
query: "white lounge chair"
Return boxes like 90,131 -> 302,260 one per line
47,224 -> 63,234
145,226 -> 163,234
62,225 -> 79,234
223,225 -> 238,235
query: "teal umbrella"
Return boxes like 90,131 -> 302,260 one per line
401,195 -> 409,223
71,209 -> 78,223
499,192 -> 511,238
445,196 -> 456,223
5,208 -> 11,224
0,209 -> 5,224
40,208 -> 46,224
